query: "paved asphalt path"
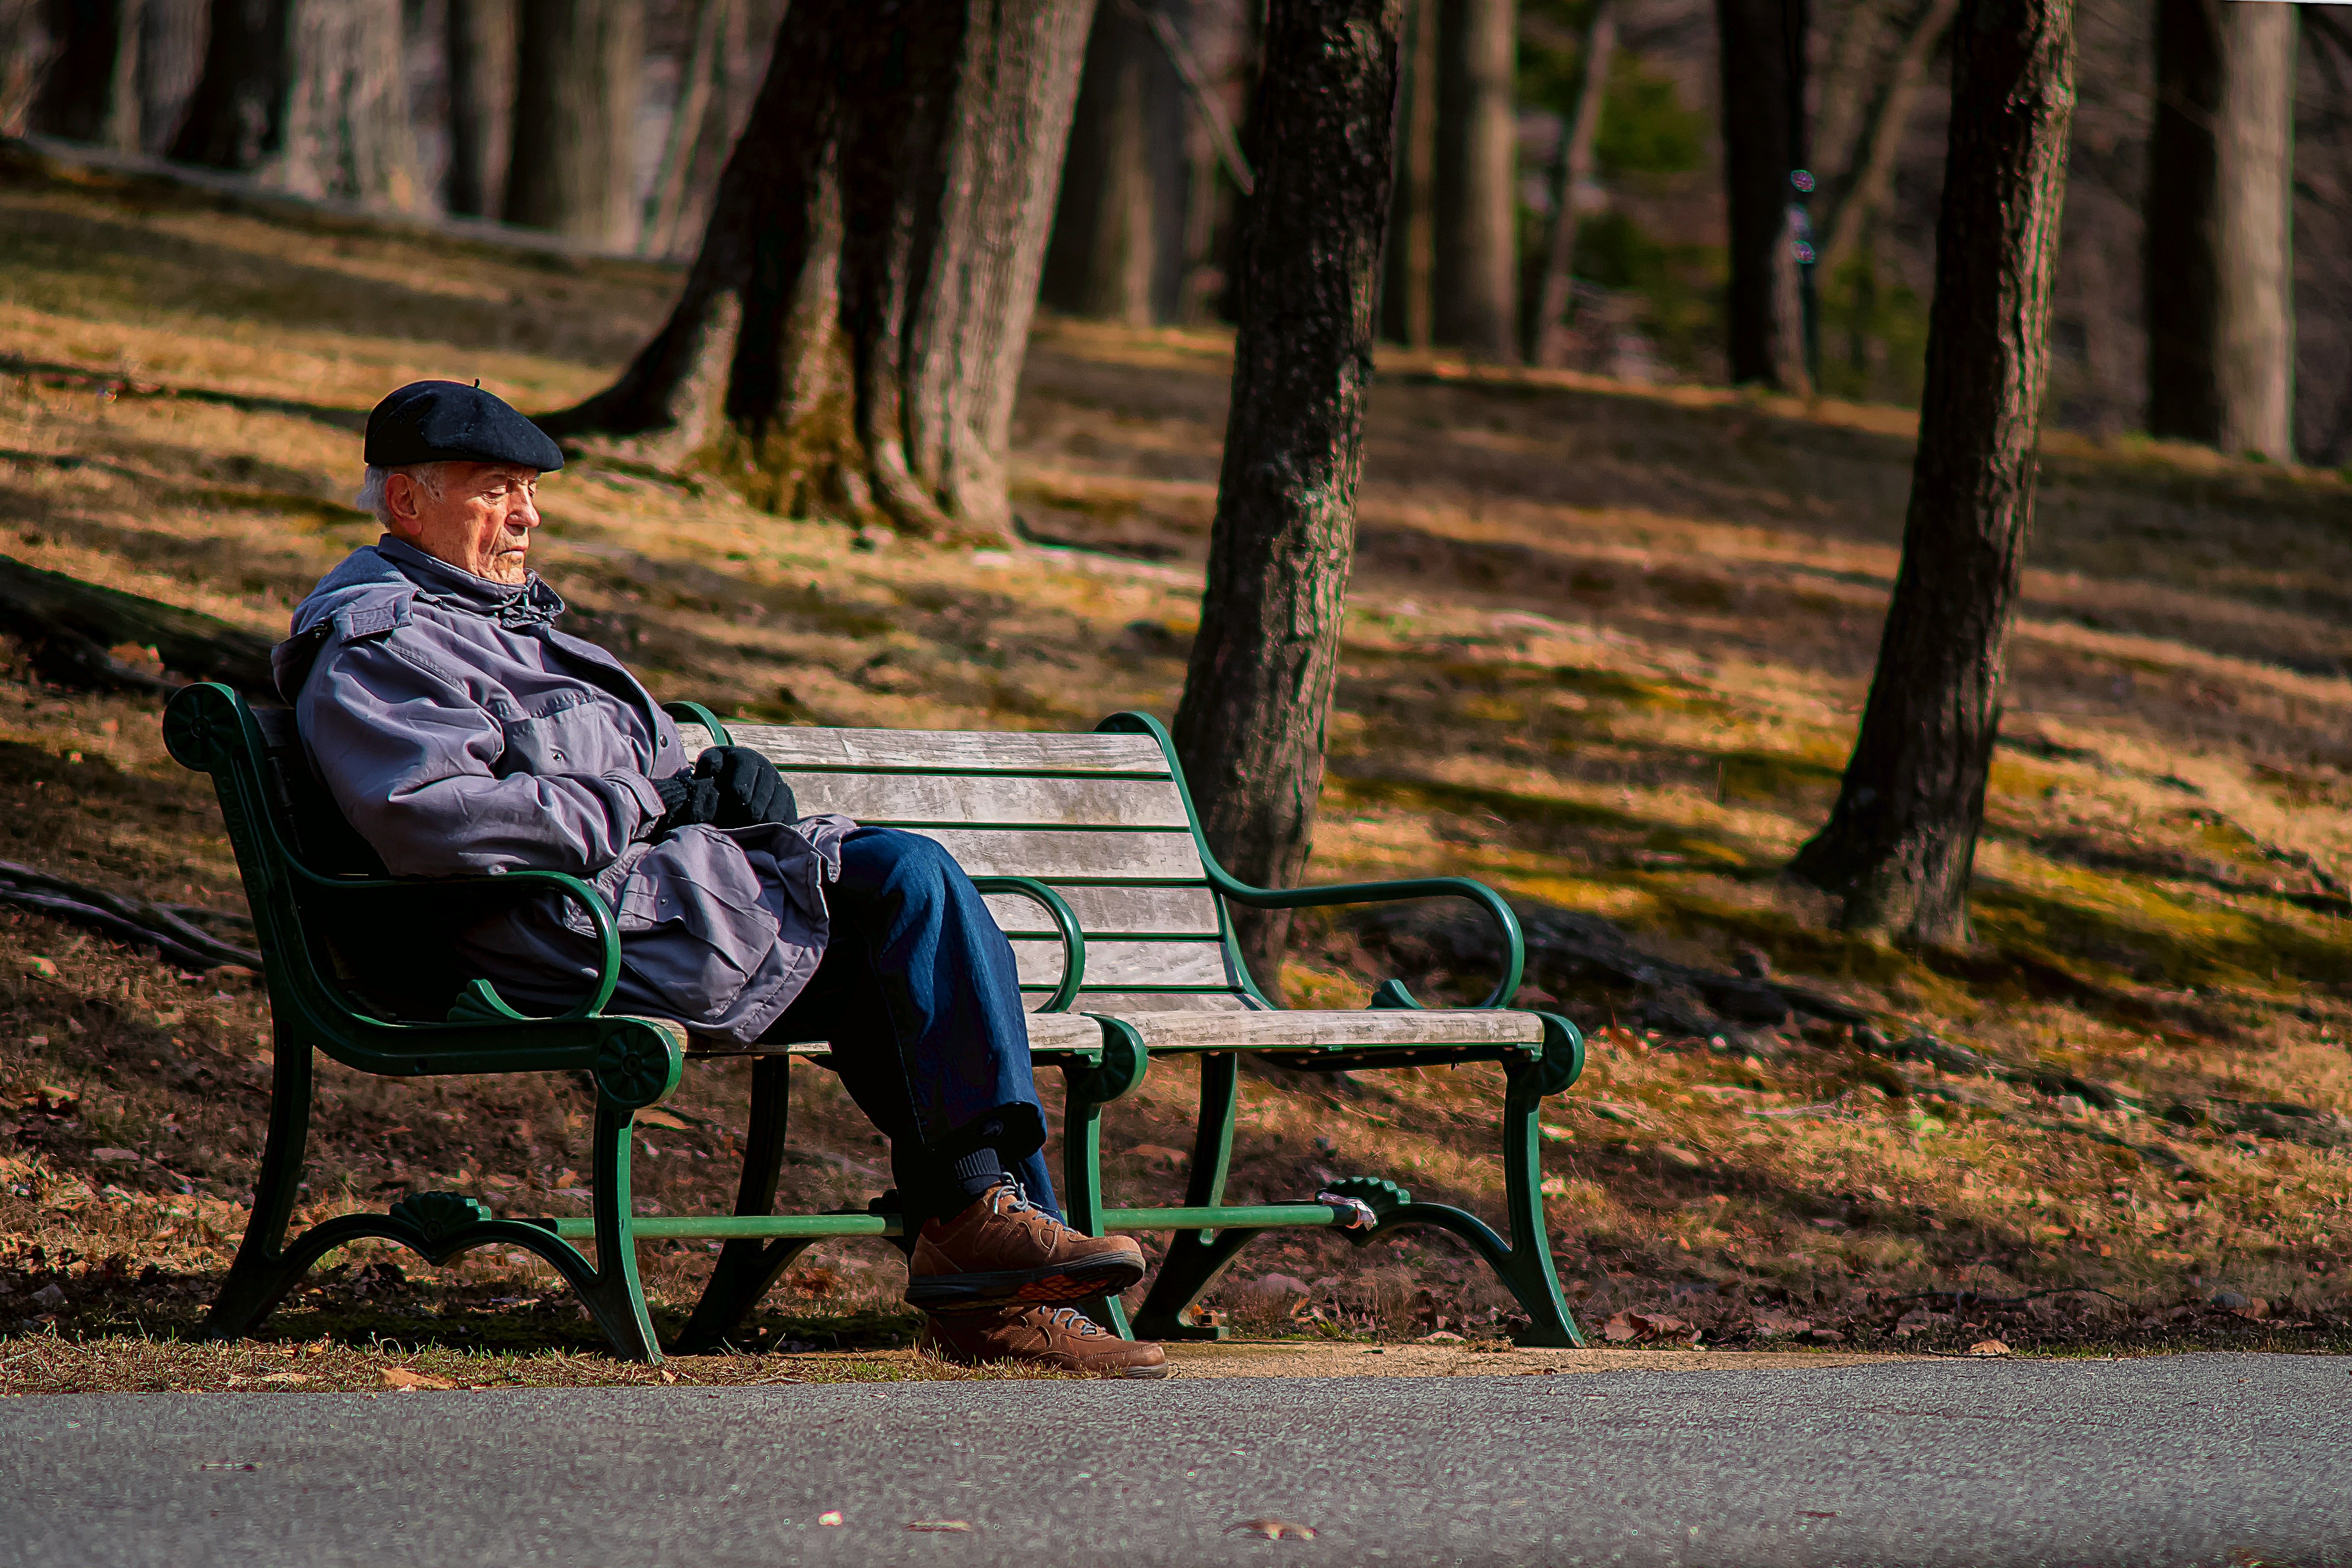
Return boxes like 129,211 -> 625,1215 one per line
5,1353 -> 2347,1568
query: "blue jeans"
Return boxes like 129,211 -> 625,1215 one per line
760,828 -> 1060,1223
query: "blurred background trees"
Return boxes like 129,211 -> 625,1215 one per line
3,0 -> 2345,463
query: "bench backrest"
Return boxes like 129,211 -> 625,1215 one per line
684,720 -> 1263,1016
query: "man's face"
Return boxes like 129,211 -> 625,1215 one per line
385,461 -> 543,585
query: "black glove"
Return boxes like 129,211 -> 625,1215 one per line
650,770 -> 721,835
694,746 -> 798,828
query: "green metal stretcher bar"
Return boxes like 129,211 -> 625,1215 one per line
523,1203 -> 1361,1243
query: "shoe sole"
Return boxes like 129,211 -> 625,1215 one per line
905,1252 -> 1147,1308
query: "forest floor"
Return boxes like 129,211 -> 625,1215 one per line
1,154 -> 2349,1390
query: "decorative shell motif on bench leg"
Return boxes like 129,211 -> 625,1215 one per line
388,1191 -> 493,1244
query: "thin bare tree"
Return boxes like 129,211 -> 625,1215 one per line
1789,0 -> 2077,943
1173,0 -> 1402,991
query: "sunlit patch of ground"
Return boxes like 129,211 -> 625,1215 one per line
1,163 -> 2349,1380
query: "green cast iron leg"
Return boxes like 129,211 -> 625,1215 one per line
1057,1057 -> 1132,1338
1132,1051 -> 1243,1341
201,1027 -> 320,1340
673,1057 -> 818,1353
577,1094 -> 664,1363
1493,1058 -> 1583,1346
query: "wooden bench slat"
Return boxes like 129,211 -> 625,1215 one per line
896,827 -> 1206,882
1087,1008 -> 1546,1049
982,886 -> 1222,937
727,724 -> 1170,775
777,770 -> 1192,829
1009,937 -> 1238,990
708,1011 -> 1107,1055
1034,988 -> 1260,1014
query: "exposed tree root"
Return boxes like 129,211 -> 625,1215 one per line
0,554 -> 277,697
0,861 -> 259,972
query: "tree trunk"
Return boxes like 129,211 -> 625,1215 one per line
1432,0 -> 1516,359
1787,0 -> 2075,945
30,0 -> 139,145
1042,0 -> 1188,325
1526,0 -> 1615,366
540,0 -> 1094,540
1715,0 -> 1810,390
1814,0 -> 1961,283
1378,0 -> 1437,347
640,0 -> 727,256
167,0 -> 291,170
444,0 -> 514,218
2146,0 -> 2296,460
1172,0 -> 1401,996
503,0 -> 642,244
271,0 -> 421,209
135,0 -> 204,154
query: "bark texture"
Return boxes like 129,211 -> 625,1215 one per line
1171,0 -> 1401,995
1788,0 -> 2076,945
1527,0 -> 1615,366
640,0 -> 730,256
1042,0 -> 1188,324
503,0 -> 642,243
542,0 -> 1094,539
2146,0 -> 2296,460
1714,0 -> 1810,390
1432,0 -> 1516,359
444,0 -> 514,218
272,0 -> 421,209
133,0 -> 204,153
1379,0 -> 1438,348
167,0 -> 292,170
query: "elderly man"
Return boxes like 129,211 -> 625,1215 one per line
273,381 -> 1164,1377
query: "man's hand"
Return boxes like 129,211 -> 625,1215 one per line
651,771 -> 722,834
694,746 -> 798,828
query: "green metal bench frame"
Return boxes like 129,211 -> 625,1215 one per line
164,682 -> 1587,1362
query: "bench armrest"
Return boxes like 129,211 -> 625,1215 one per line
968,875 -> 1087,1012
1096,711 -> 1526,1010
295,864 -> 624,1023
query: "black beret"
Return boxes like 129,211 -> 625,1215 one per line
363,381 -> 565,471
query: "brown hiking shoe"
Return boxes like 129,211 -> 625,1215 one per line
924,1305 -> 1171,1378
904,1180 -> 1147,1308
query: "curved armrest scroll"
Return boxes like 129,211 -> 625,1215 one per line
969,876 -> 1087,1012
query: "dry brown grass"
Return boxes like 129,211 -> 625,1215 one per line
1,161 -> 2349,1383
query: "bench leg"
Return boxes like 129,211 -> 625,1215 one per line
1130,1052 -> 1243,1341
200,1025 -> 318,1343
1054,1026 -> 1145,1339
672,1057 -> 819,1354
201,1040 -> 667,1363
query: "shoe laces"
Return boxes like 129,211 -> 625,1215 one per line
1043,1307 -> 1105,1337
986,1177 -> 1059,1225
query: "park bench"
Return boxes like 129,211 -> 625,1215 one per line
164,682 -> 1588,1364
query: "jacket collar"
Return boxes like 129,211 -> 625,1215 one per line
376,536 -> 566,629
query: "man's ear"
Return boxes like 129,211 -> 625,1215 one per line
383,471 -> 424,537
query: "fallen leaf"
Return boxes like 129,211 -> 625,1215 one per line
1750,1311 -> 1812,1338
636,1109 -> 693,1132
1230,1518 -> 1318,1540
906,1520 -> 975,1533
817,1511 -> 844,1527
659,1369 -> 677,1384
1967,1339 -> 2011,1358
381,1367 -> 453,1390
1417,1330 -> 1466,1344
25,957 -> 58,980
255,1372 -> 310,1385
1602,1310 -> 1690,1344
92,1148 -> 141,1163
1124,1143 -> 1190,1170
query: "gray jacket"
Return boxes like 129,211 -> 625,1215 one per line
275,538 -> 851,1043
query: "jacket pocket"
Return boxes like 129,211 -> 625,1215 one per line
497,691 -> 634,778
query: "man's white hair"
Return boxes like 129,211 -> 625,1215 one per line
354,461 -> 456,526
